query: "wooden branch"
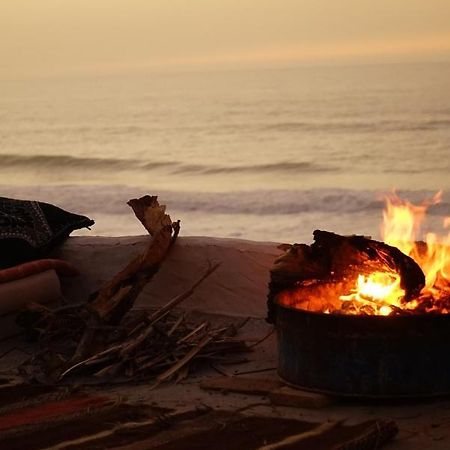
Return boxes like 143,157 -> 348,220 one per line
126,195 -> 172,236
156,332 -> 215,383
59,261 -> 221,380
177,322 -> 209,344
18,197 -> 252,385
87,196 -> 179,324
68,196 -> 180,366
88,225 -> 175,323
167,314 -> 185,336
312,230 -> 425,299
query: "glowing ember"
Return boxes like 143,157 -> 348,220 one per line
339,272 -> 405,313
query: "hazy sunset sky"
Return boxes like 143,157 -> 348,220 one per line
2,0 -> 450,78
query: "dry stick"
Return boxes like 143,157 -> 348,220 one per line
93,361 -> 122,378
155,332 -> 216,384
61,321 -> 156,380
118,325 -> 155,359
116,262 -> 220,359
257,421 -> 339,450
248,327 -> 276,349
233,367 -> 277,376
177,321 -> 209,344
69,229 -> 175,365
155,322 -> 237,385
59,341 -> 125,380
69,315 -> 101,365
167,313 -> 185,336
60,262 -> 221,381
137,353 -> 169,373
148,261 -> 221,325
66,200 -> 179,369
95,326 -> 155,377
235,316 -> 251,330
126,320 -> 147,339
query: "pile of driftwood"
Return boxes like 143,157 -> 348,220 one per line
17,196 -> 250,384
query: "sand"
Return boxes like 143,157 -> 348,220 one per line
51,235 -> 281,318
2,234 -> 450,449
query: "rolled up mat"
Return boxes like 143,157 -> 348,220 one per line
0,269 -> 61,315
0,259 -> 79,284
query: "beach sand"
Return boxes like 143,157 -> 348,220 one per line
1,235 -> 449,449
51,235 -> 281,318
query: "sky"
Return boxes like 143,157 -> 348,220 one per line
1,0 -> 450,79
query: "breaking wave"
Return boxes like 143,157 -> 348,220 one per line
1,185 -> 448,218
263,119 -> 450,133
0,153 -> 176,171
1,153 -> 337,175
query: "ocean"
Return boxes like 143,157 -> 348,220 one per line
1,62 -> 449,243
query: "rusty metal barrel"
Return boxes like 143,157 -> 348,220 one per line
275,301 -> 450,397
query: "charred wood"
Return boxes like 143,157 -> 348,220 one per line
267,229 -> 426,322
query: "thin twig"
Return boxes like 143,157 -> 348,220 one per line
156,325 -> 230,384
147,262 -> 222,325
177,322 -> 209,344
167,314 -> 185,336
248,327 -> 276,349
233,367 -> 278,376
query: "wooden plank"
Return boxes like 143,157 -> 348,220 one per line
269,386 -> 334,409
200,376 -> 282,396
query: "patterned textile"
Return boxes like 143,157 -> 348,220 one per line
0,197 -> 94,268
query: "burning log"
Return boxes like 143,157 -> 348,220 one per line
268,230 -> 426,322
312,230 -> 425,296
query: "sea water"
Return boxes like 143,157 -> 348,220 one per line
1,62 -> 449,242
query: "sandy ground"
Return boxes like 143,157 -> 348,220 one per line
1,235 -> 450,449
52,235 -> 280,318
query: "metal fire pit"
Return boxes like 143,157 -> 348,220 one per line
275,301 -> 450,398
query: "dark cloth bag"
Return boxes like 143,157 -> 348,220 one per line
0,197 -> 94,268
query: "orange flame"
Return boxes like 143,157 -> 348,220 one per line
341,191 -> 450,315
340,271 -> 405,315
382,191 -> 450,301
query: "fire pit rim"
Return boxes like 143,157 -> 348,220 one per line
275,298 -> 450,321
275,299 -> 450,397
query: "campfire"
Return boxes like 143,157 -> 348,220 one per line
269,192 -> 449,318
268,192 -> 450,397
